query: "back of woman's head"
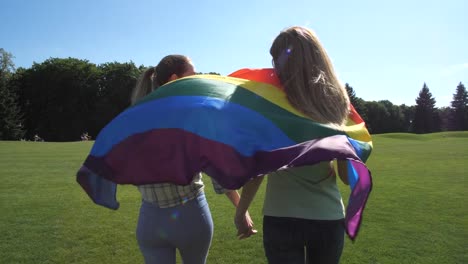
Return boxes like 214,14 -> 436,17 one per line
131,55 -> 193,104
270,26 -> 350,125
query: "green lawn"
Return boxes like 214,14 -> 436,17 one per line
1,132 -> 467,264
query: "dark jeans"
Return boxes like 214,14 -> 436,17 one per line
263,216 -> 345,264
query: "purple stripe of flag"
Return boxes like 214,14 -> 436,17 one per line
345,161 -> 373,240
81,129 -> 362,188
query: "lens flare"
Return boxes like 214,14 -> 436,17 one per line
170,211 -> 180,221
157,229 -> 168,239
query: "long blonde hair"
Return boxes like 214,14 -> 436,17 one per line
270,26 -> 350,125
131,55 -> 192,104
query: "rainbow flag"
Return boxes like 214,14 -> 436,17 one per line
77,68 -> 373,240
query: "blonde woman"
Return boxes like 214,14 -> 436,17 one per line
234,27 -> 350,264
133,55 -> 253,264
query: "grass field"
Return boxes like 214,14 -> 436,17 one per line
1,132 -> 467,264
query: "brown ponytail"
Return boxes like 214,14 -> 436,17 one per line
131,55 -> 192,105
131,67 -> 155,105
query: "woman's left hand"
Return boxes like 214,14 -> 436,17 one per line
234,211 -> 257,239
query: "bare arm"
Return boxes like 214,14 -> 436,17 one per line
225,189 -> 258,238
234,176 -> 264,239
224,190 -> 241,206
209,178 -> 258,238
336,160 -> 349,185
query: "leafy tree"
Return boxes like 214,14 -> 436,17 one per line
449,82 -> 468,130
363,101 -> 389,134
362,100 -> 405,134
92,62 -> 141,136
0,48 -> 15,74
400,104 -> 415,132
433,108 -> 442,133
196,72 -> 221,75
379,100 -> 405,133
413,83 -> 438,133
438,107 -> 451,131
0,49 -> 25,140
17,58 -> 100,141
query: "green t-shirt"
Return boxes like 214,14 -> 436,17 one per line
263,162 -> 345,220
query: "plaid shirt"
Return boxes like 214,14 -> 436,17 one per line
138,173 -> 228,208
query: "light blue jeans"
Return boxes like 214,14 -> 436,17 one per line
136,193 -> 214,264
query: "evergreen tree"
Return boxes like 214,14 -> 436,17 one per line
413,83 -> 438,133
345,83 -> 367,121
0,48 -> 25,140
345,83 -> 358,104
449,82 -> 468,130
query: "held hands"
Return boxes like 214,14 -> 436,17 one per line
233,176 -> 263,240
234,210 -> 258,240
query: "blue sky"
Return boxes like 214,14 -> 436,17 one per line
1,0 -> 466,107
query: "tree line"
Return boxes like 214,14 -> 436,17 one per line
1,48 -> 467,141
346,82 -> 467,134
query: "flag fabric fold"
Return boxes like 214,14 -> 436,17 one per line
77,68 -> 373,240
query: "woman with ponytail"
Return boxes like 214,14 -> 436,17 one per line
133,55 -> 254,264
